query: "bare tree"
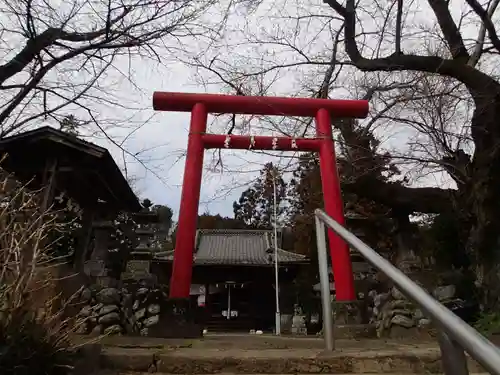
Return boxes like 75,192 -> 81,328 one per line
0,0 -> 219,152
188,0 -> 500,308
320,0 -> 500,308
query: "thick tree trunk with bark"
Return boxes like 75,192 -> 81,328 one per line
322,0 -> 500,311
465,94 -> 500,309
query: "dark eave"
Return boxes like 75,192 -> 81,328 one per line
0,126 -> 141,212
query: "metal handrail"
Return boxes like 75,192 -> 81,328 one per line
314,209 -> 500,375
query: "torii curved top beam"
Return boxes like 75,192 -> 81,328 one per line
153,91 -> 369,118
154,91 -> 369,302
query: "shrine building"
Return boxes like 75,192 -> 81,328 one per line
153,229 -> 308,332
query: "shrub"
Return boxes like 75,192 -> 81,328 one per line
474,311 -> 500,337
0,303 -> 77,375
0,169 -> 82,375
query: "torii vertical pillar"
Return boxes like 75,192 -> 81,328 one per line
316,109 -> 352,301
153,92 -> 369,302
169,103 -> 207,298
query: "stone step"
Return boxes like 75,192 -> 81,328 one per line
205,318 -> 256,333
98,346 -> 486,373
97,370 -> 489,375
97,373 -> 489,375
75,335 -> 492,374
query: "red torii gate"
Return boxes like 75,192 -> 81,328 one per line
153,92 -> 369,301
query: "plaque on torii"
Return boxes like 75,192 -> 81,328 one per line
153,92 -> 369,302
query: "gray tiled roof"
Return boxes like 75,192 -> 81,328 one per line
154,229 -> 307,266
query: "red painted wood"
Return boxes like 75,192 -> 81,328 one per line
202,134 -> 321,151
169,103 -> 207,299
316,108 -> 355,301
153,92 -> 369,118
161,92 -> 364,301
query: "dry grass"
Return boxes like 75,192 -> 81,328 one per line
0,168 -> 85,375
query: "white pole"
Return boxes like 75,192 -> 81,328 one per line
315,216 -> 334,350
227,284 -> 231,320
273,170 -> 281,335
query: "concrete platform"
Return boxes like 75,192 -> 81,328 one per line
98,346 -> 484,373
78,333 -> 435,350
97,373 -> 489,375
73,334 -> 488,374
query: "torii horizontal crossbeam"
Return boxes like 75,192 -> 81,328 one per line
153,91 -> 369,303
202,134 -> 321,151
153,91 -> 369,118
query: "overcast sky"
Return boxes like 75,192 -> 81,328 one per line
68,1 -> 313,220
86,59 -> 285,219
1,0 -> 475,220
68,0 -> 460,220
80,0 -> 431,221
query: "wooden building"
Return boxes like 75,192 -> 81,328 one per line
0,126 -> 141,269
0,126 -> 142,310
154,229 -> 308,332
0,126 -> 140,213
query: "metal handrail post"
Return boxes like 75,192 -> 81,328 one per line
315,209 -> 500,374
315,215 -> 334,351
437,330 -> 469,375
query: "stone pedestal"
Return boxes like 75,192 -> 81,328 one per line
123,260 -> 152,281
291,314 -> 307,335
84,260 -> 106,277
146,298 -> 203,338
96,276 -> 118,288
334,300 -> 363,325
280,314 -> 293,334
291,305 -> 307,335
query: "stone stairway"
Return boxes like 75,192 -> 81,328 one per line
74,334 -> 490,374
205,316 -> 256,333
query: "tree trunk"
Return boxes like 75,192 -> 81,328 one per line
466,187 -> 500,310
465,96 -> 500,310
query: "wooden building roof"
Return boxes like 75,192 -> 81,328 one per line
0,126 -> 141,212
155,229 -> 308,266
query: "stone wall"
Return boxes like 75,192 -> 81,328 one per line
76,278 -> 167,336
368,282 -> 466,338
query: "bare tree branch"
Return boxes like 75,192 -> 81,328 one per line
323,0 -> 499,91
465,0 -> 500,54
0,0 -> 221,189
427,0 -> 469,60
